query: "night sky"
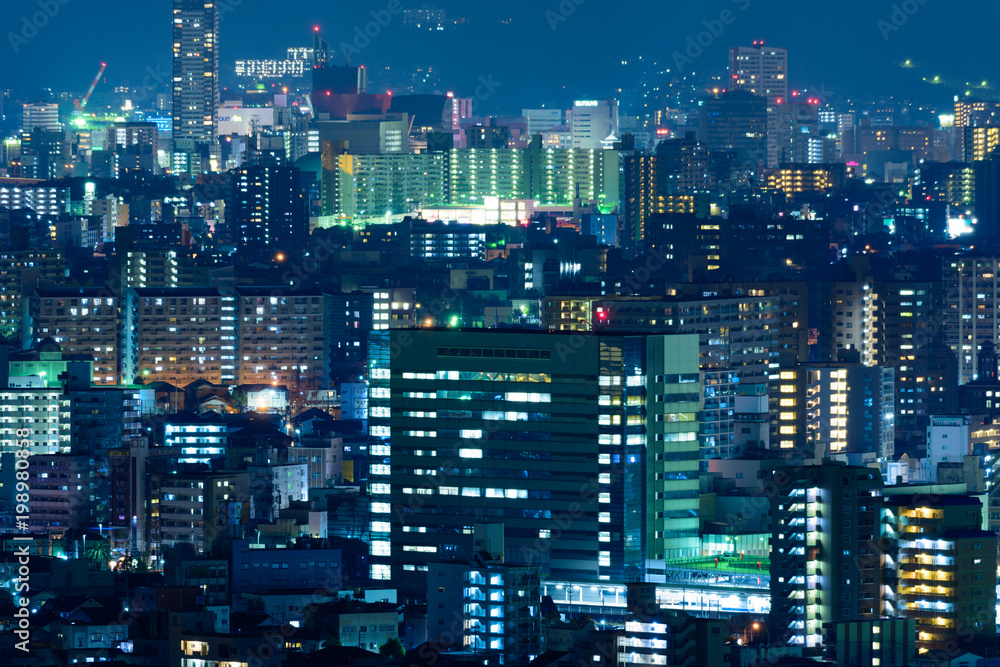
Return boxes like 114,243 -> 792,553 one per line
1,0 -> 997,113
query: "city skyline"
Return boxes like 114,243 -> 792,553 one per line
1,0 -> 999,112
4,1 -> 1000,666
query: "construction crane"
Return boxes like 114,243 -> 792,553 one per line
74,62 -> 107,113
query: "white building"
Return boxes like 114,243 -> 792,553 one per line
569,100 -> 619,150
22,103 -> 60,132
271,464 -> 308,513
522,108 -> 564,138
926,414 -> 971,481
0,388 -> 71,454
0,186 -> 70,217
165,417 -> 227,465
216,106 -> 276,137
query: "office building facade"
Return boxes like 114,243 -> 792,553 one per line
370,330 -> 701,591
229,165 -> 307,251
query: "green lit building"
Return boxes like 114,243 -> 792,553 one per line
346,153 -> 449,222
448,147 -> 531,205
317,140 -> 621,222
367,329 -> 702,593
8,337 -> 94,387
531,145 -> 620,207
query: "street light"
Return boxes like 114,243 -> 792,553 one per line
743,622 -> 761,645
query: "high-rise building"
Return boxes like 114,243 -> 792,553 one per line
523,108 -> 564,138
875,281 -> 958,440
698,91 -> 768,170
228,164 -> 307,251
410,221 -> 487,262
817,281 -> 878,366
728,42 -> 788,105
20,128 -> 68,180
21,103 -> 60,132
669,281 -> 810,367
109,121 -> 159,173
801,362 -> 895,464
338,153 -> 448,221
531,145 -> 619,207
0,185 -> 68,217
824,618 -> 917,667
771,362 -> 894,463
943,256 -> 1000,383
592,295 -> 781,385
773,98 -> 826,165
427,530 -> 540,666
234,287 -> 329,390
769,463 -> 884,656
448,147 -> 530,204
370,330 -> 701,592
0,248 -> 64,342
974,154 -> 1000,244
570,100 -> 619,150
172,0 -> 220,174
0,384 -> 72,455
123,287 -> 237,387
650,132 -> 714,193
914,161 -> 975,210
764,164 -> 846,194
962,126 -> 1000,162
29,288 -> 120,385
699,369 -> 738,460
883,494 -> 997,656
729,42 -> 788,167
954,98 -> 1000,128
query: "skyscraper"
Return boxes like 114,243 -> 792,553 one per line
728,42 -> 788,106
570,100 -> 619,149
172,0 -> 219,175
698,90 -> 768,169
729,42 -> 788,168
370,329 -> 702,593
769,463 -> 884,656
228,164 -> 308,251
21,103 -> 60,132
